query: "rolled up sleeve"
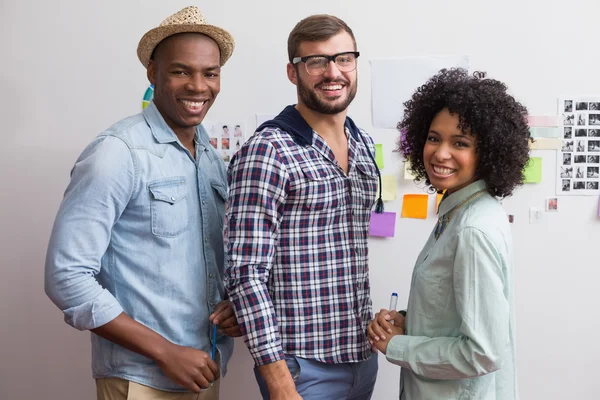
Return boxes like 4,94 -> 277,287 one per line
45,136 -> 135,330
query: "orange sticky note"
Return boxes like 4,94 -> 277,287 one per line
401,194 -> 428,219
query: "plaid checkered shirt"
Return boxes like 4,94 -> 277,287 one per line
225,106 -> 379,366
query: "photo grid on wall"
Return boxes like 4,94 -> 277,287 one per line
202,121 -> 247,163
557,98 -> 600,195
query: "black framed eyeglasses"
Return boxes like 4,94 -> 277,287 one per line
292,51 -> 360,76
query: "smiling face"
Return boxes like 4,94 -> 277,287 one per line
423,108 -> 479,194
148,33 -> 221,138
287,31 -> 357,115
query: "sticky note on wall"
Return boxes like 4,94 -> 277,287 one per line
404,162 -> 416,180
401,194 -> 429,219
528,116 -> 561,127
530,127 -> 561,138
370,212 -> 396,237
529,138 -> 561,150
524,157 -> 542,183
375,144 -> 384,169
381,175 -> 397,201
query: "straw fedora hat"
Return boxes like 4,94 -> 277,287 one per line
137,6 -> 234,68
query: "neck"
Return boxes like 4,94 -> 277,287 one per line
295,102 -> 347,140
173,128 -> 196,150
156,108 -> 197,152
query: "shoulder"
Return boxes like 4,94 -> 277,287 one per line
101,113 -> 148,145
232,127 -> 299,165
456,194 -> 511,250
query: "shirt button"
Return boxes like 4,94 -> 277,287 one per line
171,196 -> 176,201
209,273 -> 215,278
202,200 -> 206,205
204,238 -> 208,243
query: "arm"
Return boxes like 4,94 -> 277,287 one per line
44,137 -> 217,392
92,313 -> 218,392
225,138 -> 299,397
45,136 -> 133,330
385,227 -> 510,380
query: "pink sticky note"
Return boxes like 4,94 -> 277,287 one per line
370,212 -> 396,237
528,116 -> 561,127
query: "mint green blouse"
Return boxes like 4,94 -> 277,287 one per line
386,180 -> 518,399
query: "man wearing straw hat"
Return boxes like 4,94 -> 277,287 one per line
45,6 -> 239,399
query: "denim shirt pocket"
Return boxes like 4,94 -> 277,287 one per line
148,177 -> 189,237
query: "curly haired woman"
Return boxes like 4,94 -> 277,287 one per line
368,68 -> 530,400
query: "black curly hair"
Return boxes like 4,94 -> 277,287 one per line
398,68 -> 531,198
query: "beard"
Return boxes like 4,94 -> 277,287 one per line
297,76 -> 357,115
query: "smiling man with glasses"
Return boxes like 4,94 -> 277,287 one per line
226,14 -> 382,400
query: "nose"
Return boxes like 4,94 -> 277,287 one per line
185,73 -> 208,93
322,60 -> 342,79
434,143 -> 452,161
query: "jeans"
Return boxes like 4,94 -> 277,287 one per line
254,352 -> 378,400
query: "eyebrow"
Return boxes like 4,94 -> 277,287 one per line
428,129 -> 475,140
168,62 -> 221,71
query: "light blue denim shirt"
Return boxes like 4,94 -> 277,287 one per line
45,101 -> 233,392
386,180 -> 518,400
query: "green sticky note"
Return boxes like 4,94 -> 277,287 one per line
375,144 -> 384,169
524,157 -> 542,183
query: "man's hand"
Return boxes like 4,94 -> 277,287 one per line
155,342 -> 219,393
367,308 -> 406,355
209,300 -> 242,337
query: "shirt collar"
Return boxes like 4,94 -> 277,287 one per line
438,179 -> 488,217
143,100 -> 210,148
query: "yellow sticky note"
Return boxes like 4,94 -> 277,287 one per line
404,162 -> 415,180
524,157 -> 542,183
401,194 -> 429,219
381,175 -> 397,201
436,192 -> 444,213
375,144 -> 384,169
529,138 -> 561,150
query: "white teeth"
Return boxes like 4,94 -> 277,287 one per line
433,166 -> 455,175
180,100 -> 206,109
322,84 -> 342,90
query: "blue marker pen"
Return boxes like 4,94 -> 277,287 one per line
389,292 -> 398,326
211,323 -> 217,360
389,292 -> 398,311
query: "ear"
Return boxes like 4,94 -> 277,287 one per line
147,60 -> 156,86
287,63 -> 298,86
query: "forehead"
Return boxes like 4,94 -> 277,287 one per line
297,31 -> 356,56
430,109 -> 474,137
430,109 -> 460,130
154,33 -> 220,65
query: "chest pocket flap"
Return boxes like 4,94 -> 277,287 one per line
148,177 -> 189,237
149,179 -> 188,204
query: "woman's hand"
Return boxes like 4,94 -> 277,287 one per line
367,309 -> 406,354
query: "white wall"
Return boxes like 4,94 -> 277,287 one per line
1,0 -> 599,399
